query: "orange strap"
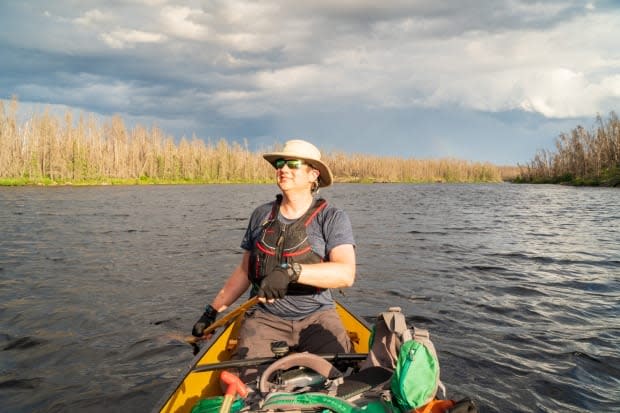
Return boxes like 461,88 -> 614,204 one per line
414,399 -> 456,413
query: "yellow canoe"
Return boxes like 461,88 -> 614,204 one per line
153,301 -> 371,413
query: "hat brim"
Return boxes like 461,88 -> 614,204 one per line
263,152 -> 333,188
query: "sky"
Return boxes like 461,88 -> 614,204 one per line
1,1 -> 619,165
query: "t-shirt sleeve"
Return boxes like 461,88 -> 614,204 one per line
322,208 -> 355,255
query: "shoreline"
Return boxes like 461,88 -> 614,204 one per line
0,177 -> 507,187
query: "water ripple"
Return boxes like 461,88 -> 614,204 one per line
1,184 -> 618,413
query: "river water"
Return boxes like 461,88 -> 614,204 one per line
0,184 -> 618,412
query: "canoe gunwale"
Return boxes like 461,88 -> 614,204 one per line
150,316 -> 239,413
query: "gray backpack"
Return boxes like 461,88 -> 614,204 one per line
360,307 -> 446,409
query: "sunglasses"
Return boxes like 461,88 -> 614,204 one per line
274,159 -> 307,169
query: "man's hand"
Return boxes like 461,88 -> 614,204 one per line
191,305 -> 218,337
258,266 -> 292,301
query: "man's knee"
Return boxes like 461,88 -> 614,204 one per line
298,309 -> 351,353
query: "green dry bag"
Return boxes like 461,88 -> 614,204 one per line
390,339 -> 440,411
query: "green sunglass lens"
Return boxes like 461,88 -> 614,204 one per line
287,160 -> 303,169
275,159 -> 303,169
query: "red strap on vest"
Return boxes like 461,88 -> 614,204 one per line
304,199 -> 327,226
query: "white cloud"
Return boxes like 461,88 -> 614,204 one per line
519,69 -> 620,118
100,29 -> 167,49
208,1 -> 285,52
220,0 -> 279,25
217,32 -> 280,53
519,69 -> 592,117
255,65 -> 322,91
249,7 -> 620,119
74,9 -> 109,26
137,0 -> 169,5
160,6 -> 209,40
443,12 -> 620,118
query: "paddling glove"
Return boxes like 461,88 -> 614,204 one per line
258,266 -> 291,300
192,305 -> 218,337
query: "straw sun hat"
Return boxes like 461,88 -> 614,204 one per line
263,139 -> 333,188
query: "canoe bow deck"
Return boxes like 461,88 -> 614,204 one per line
154,301 -> 371,413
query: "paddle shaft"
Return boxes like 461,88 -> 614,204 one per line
187,296 -> 259,345
219,395 -> 233,413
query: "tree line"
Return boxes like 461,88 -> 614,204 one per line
517,112 -> 620,186
0,98 -> 503,185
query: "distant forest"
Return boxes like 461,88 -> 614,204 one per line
0,98 -> 503,185
518,112 -> 620,186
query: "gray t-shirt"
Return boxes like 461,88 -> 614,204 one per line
241,197 -> 355,319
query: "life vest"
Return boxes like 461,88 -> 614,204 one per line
248,195 -> 327,295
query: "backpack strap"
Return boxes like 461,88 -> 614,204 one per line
359,307 -> 410,371
380,307 -> 412,343
412,327 -> 447,400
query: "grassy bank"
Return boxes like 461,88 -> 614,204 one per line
512,165 -> 620,187
1,98 -> 504,186
516,112 -> 620,187
0,177 -> 275,187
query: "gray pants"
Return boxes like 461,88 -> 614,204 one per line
233,307 -> 352,360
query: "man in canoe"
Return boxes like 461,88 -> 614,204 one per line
192,139 -> 356,370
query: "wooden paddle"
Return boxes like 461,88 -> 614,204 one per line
185,296 -> 259,345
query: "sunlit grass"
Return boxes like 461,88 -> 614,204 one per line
1,97 -> 506,186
